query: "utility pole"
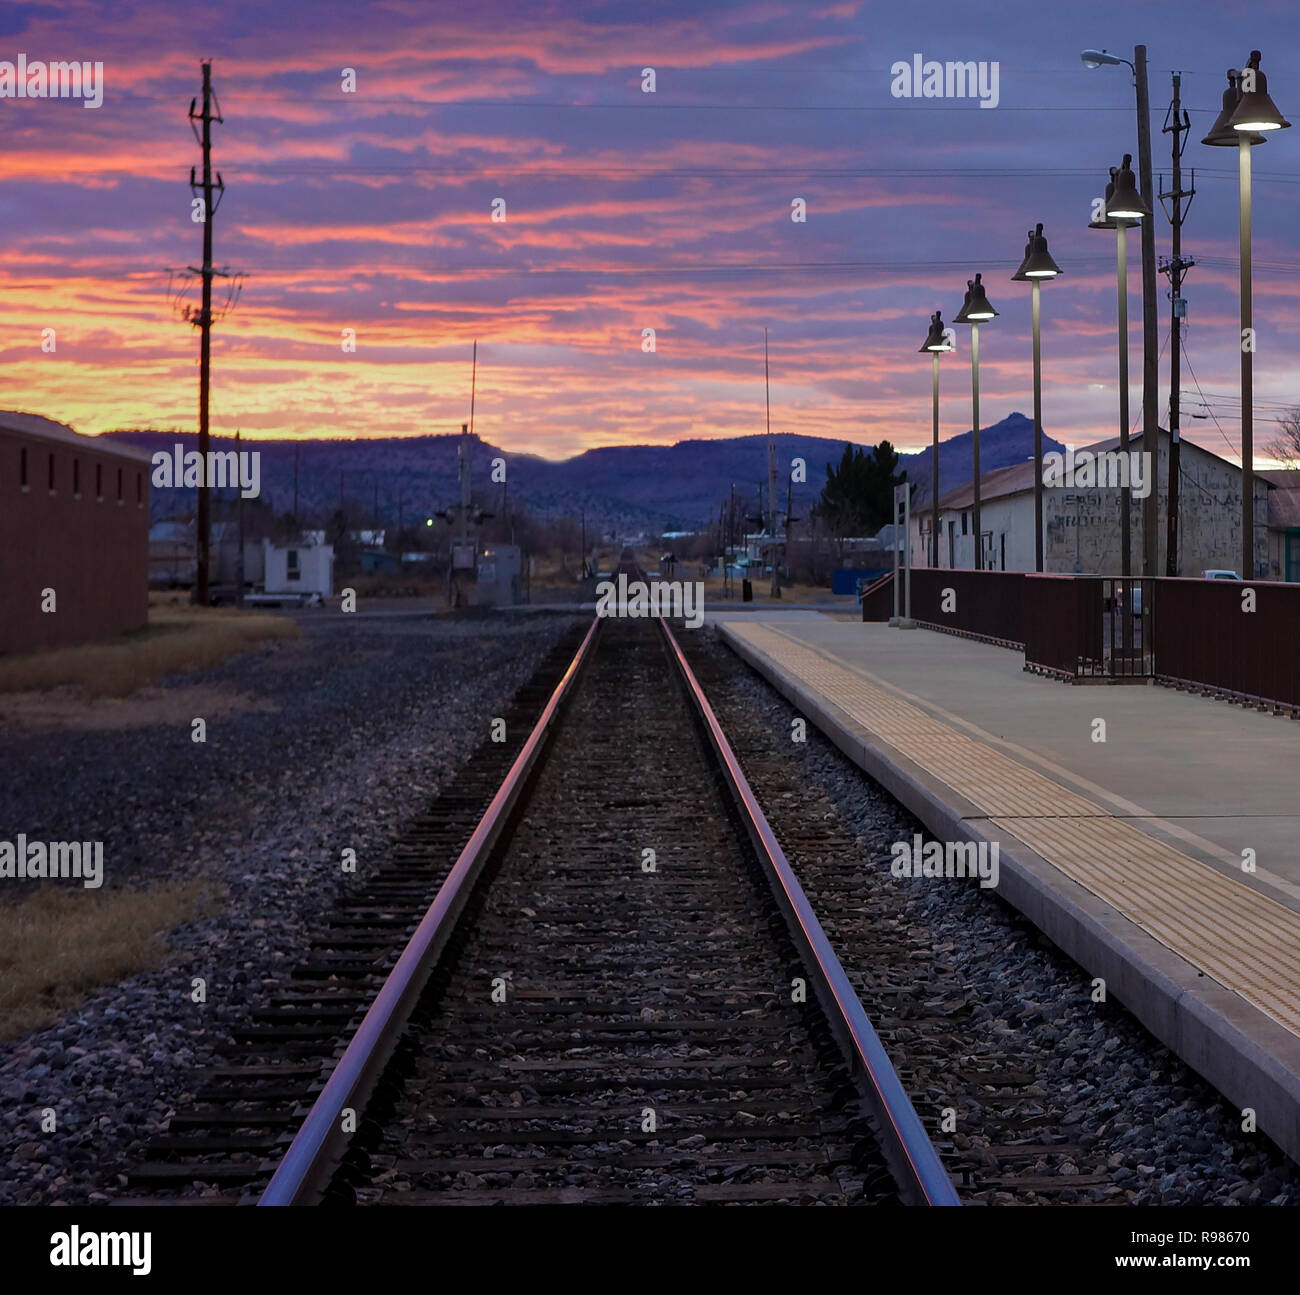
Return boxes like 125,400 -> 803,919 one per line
469,340 -> 477,436
235,431 -> 245,607
1160,73 -> 1195,577
784,472 -> 798,585
1135,45 -> 1161,578
764,329 -> 779,598
292,442 -> 299,519
727,482 -> 735,598
189,61 -> 224,605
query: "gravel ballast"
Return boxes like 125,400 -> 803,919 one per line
0,610 -> 584,1206
690,627 -> 1299,1206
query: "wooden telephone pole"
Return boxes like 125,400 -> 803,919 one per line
180,61 -> 242,602
189,61 -> 222,605
1160,73 -> 1195,576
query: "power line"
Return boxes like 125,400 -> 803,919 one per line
13,160 -> 1299,186
1180,334 -> 1242,460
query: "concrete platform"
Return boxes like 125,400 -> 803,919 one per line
716,615 -> 1300,1164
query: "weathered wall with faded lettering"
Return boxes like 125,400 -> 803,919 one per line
914,436 -> 1269,577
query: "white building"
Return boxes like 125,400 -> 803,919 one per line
262,537 -> 333,596
910,431 -> 1273,578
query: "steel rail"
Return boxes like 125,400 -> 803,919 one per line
259,616 -> 600,1206
658,617 -> 961,1207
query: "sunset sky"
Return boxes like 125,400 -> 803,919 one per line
2,0 -> 1299,462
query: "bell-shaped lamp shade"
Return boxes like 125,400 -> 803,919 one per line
1106,154 -> 1150,220
919,311 -> 952,352
1203,69 -> 1266,146
1089,169 -> 1118,230
1022,223 -> 1062,279
1229,51 -> 1291,132
954,272 -> 997,323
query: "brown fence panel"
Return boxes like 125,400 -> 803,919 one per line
860,571 -> 895,622
906,569 -> 1026,647
1023,575 -> 1103,676
1153,577 -> 1300,708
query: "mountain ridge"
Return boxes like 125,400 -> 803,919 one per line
101,413 -> 1061,532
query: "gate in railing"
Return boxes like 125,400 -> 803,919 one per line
1023,576 -> 1152,680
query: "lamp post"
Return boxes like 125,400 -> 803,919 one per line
953,273 -> 997,569
919,311 -> 953,568
1203,52 -> 1289,581
1012,223 -> 1062,572
1082,47 -> 1161,578
1090,159 -> 1150,657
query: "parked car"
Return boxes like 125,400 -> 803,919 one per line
1201,568 -> 1241,580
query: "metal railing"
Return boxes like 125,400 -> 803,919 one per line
905,568 -> 1026,648
1023,574 -> 1103,678
1153,576 -> 1300,710
867,567 -> 1298,705
861,569 -> 1026,646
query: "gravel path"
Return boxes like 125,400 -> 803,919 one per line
0,610 -> 584,1205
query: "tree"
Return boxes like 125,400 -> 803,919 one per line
812,441 -> 906,537
1267,408 -> 1300,466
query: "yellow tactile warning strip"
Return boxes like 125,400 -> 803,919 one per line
729,622 -> 1300,1038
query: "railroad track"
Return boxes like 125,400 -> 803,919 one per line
123,619 -> 593,1200
680,632 -> 1124,1205
122,570 -> 954,1207
251,578 -> 955,1206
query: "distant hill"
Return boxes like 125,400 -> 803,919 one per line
907,412 -> 1066,508
102,413 -> 1061,533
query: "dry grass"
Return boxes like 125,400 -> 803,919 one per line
0,605 -> 300,699
527,552 -> 588,590
0,881 -> 219,1042
344,570 -> 447,599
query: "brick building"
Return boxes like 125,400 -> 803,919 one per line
0,412 -> 151,654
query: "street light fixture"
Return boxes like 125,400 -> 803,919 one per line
1106,154 -> 1152,221
953,273 -> 997,568
1083,44 -> 1160,580
1203,52 -> 1290,581
1090,159 -> 1142,655
1081,49 -> 1130,70
1012,224 -> 1061,572
919,311 -> 953,569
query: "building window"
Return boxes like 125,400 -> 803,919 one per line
73,458 -> 80,497
962,511 -> 969,535
287,549 -> 301,580
20,447 -> 28,489
48,452 -> 56,493
96,463 -> 103,499
116,466 -> 123,502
